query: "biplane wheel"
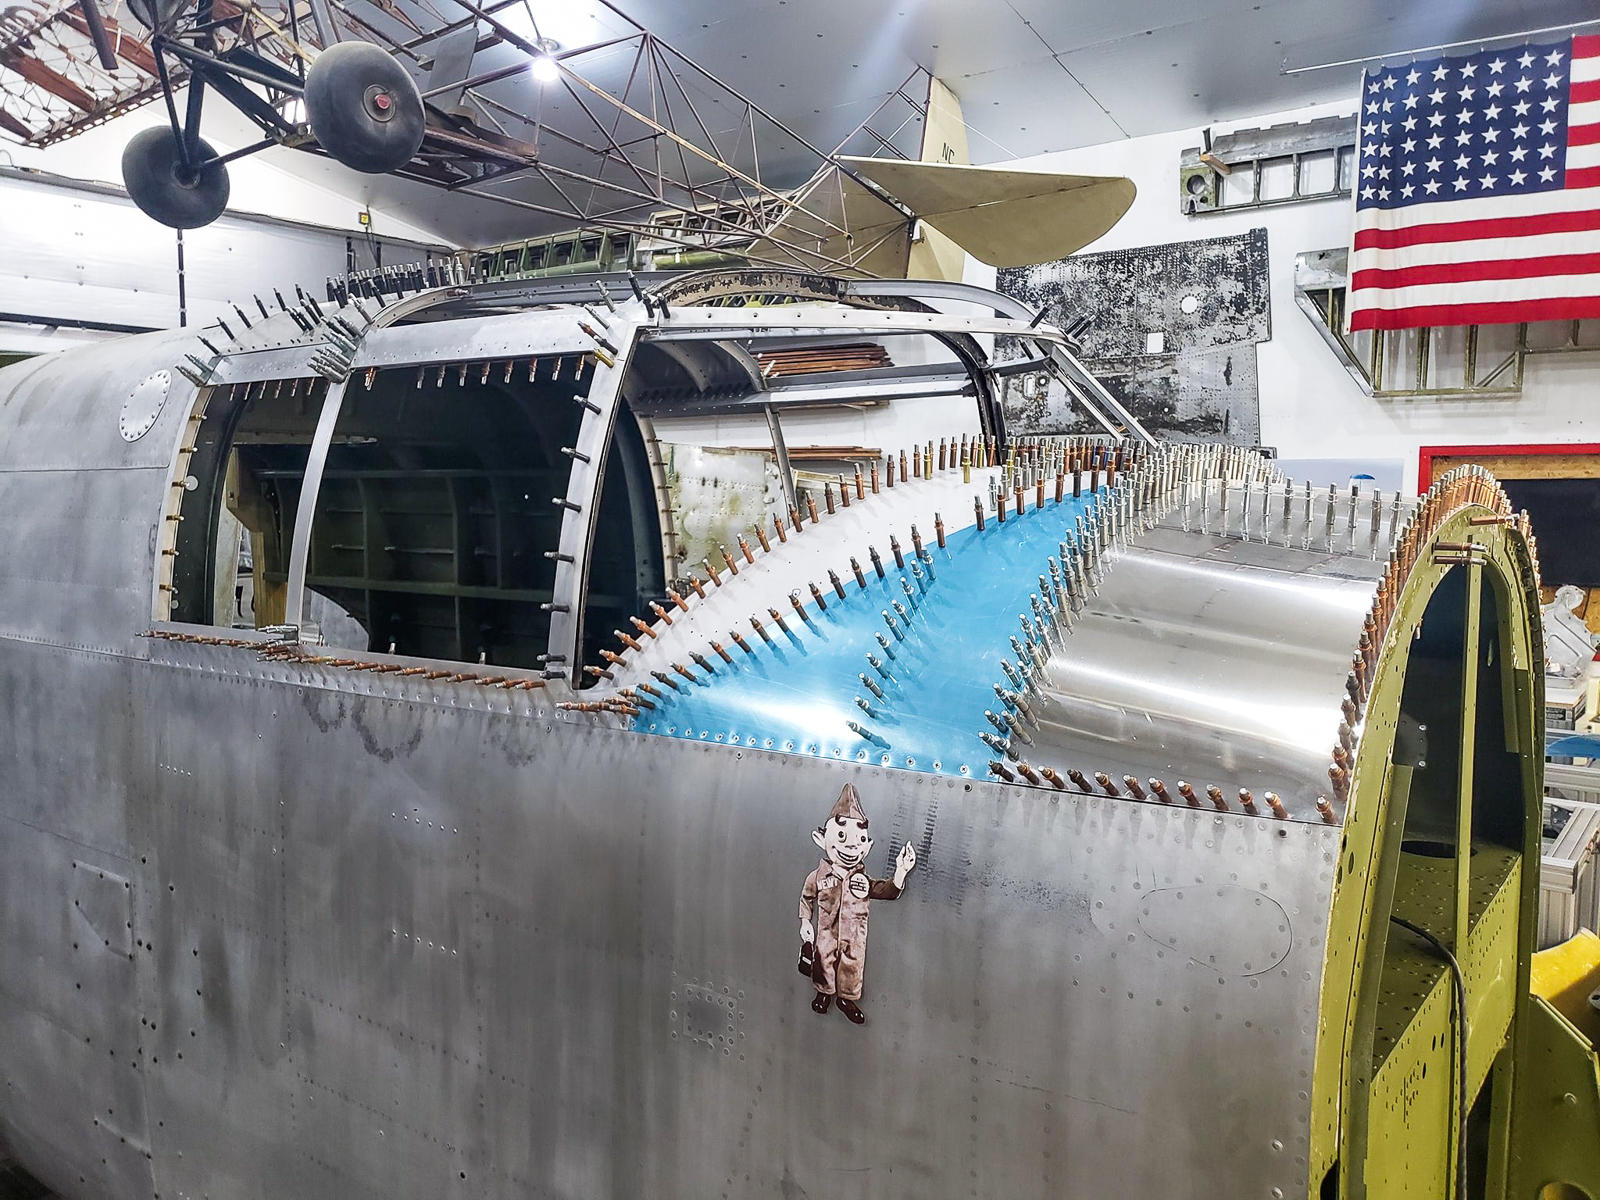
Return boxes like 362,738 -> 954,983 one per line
304,42 -> 424,174
121,126 -> 231,230
125,0 -> 188,33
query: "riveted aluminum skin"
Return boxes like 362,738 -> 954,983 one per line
1,632 -> 1336,1200
0,327 -> 201,653
1027,511 -> 1387,817
0,282 -> 1339,1200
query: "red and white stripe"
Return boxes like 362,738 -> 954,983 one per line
1349,34 -> 1600,331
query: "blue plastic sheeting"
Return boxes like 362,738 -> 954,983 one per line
1548,734 -> 1600,760
637,488 -> 1104,778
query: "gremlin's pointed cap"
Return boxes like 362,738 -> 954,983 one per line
827,783 -> 867,824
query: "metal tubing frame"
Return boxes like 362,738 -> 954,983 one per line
449,184 -> 876,279
1291,251 -> 1555,400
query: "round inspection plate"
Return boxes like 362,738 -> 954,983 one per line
119,370 -> 172,442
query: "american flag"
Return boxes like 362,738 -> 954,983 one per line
1348,34 -> 1600,332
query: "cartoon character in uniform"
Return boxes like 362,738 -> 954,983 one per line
797,783 -> 917,1024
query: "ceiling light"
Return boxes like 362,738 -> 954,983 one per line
531,37 -> 560,84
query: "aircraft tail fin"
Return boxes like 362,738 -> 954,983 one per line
906,77 -> 971,281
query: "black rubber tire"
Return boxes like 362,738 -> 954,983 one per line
305,42 -> 425,174
125,0 -> 187,32
121,125 -> 231,229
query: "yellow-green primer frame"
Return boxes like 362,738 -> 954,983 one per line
1309,499 -> 1548,1199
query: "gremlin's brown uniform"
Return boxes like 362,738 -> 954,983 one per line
797,784 -> 916,1023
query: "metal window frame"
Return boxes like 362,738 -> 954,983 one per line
1294,248 -> 1599,400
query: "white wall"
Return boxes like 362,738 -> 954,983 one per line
0,167 -> 450,356
2,87 -> 442,242
0,93 -> 453,354
1000,100 -> 1600,492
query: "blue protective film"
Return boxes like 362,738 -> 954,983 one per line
1548,734 -> 1600,760
635,488 -> 1103,778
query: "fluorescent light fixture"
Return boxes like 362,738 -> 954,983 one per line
531,37 -> 560,84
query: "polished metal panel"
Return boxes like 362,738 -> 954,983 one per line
1029,518 -> 1384,816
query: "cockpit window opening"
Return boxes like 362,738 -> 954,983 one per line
287,359 -> 594,667
584,325 -> 989,683
165,353 -> 667,681
165,375 -> 331,630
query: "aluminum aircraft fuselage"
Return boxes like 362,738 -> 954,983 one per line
0,274 -> 1374,1200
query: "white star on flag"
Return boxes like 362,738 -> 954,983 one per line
1348,35 -> 1600,332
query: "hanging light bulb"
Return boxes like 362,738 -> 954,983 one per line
531,37 -> 560,84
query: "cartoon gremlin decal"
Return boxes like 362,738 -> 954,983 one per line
797,783 -> 917,1024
